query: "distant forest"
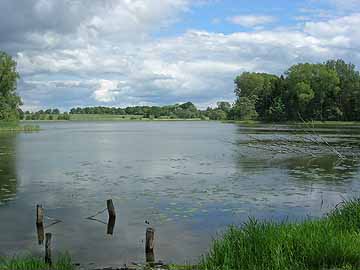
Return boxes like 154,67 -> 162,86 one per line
21,102 -> 231,121
18,58 -> 360,122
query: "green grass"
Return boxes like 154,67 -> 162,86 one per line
0,253 -> 75,270
0,121 -> 40,132
201,199 -> 360,270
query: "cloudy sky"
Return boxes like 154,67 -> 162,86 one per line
1,0 -> 359,111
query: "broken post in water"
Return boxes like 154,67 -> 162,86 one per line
36,205 -> 44,245
107,199 -> 116,218
45,233 -> 52,266
107,215 -> 116,235
107,199 -> 116,235
146,227 -> 155,263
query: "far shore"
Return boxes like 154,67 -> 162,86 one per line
20,116 -> 360,126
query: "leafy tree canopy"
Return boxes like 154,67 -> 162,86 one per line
0,51 -> 22,121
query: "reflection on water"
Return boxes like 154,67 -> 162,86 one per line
0,133 -> 17,204
0,122 -> 360,267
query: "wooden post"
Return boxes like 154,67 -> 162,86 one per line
106,199 -> 116,235
45,233 -> 52,266
107,199 -> 116,219
36,223 -> 44,245
145,227 -> 155,263
36,205 -> 44,225
107,216 -> 116,235
36,205 -> 44,245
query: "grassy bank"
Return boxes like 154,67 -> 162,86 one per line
202,199 -> 360,270
0,254 -> 74,270
0,121 -> 40,132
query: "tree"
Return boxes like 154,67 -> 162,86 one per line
326,59 -> 360,120
233,96 -> 258,120
0,51 -> 22,121
267,97 -> 286,122
234,72 -> 279,120
52,108 -> 60,114
285,63 -> 341,120
217,101 -> 231,112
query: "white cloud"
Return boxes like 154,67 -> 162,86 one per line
227,15 -> 276,27
2,1 -> 360,110
304,13 -> 360,42
93,80 -> 121,102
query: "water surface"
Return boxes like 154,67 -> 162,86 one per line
0,121 -> 359,267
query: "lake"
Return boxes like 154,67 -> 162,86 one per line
0,121 -> 359,268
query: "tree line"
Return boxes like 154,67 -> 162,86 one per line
69,102 -> 202,119
22,101 -> 233,120
233,59 -> 360,121
21,110 -> 70,120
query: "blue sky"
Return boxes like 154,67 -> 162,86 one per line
0,0 -> 359,111
168,0 -> 303,34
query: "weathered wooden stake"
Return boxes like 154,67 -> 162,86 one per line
36,223 -> 44,245
107,199 -> 116,219
36,205 -> 44,225
145,227 -> 155,263
106,199 -> 116,235
36,205 -> 45,245
107,216 -> 116,235
45,233 -> 52,266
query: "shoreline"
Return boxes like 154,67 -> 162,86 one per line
0,123 -> 40,132
19,118 -> 360,126
2,200 -> 360,270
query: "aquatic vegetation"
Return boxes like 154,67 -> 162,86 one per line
0,253 -> 74,270
202,199 -> 360,270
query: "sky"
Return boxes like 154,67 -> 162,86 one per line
1,0 -> 359,111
